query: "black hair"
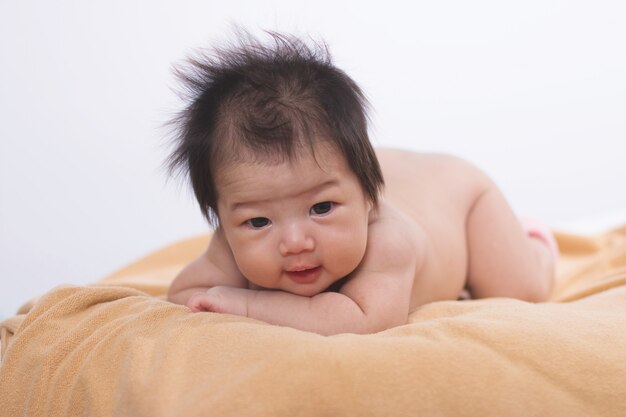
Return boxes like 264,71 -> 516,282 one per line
167,30 -> 384,227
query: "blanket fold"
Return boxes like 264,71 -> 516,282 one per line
1,227 -> 626,417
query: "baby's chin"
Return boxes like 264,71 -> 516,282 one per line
285,285 -> 328,297
248,276 -> 343,298
282,276 -> 347,297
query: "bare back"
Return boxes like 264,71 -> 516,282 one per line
374,148 -> 553,310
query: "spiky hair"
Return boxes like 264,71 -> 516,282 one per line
167,30 -> 383,226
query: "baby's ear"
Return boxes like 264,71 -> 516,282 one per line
366,198 -> 375,217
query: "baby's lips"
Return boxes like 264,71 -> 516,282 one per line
286,264 -> 318,272
285,266 -> 322,284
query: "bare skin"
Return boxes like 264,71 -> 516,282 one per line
168,147 -> 555,335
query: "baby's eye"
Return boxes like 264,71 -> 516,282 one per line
310,201 -> 334,216
246,217 -> 271,229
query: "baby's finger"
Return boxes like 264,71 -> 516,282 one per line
186,293 -> 212,312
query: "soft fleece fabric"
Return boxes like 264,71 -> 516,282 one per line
1,227 -> 626,416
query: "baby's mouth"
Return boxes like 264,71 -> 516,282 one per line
285,266 -> 322,284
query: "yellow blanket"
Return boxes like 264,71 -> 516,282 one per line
2,227 -> 626,416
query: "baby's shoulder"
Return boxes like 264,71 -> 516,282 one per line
364,202 -> 428,270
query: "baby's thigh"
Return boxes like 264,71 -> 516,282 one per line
465,186 -> 552,300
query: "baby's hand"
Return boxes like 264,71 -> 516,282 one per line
186,286 -> 248,317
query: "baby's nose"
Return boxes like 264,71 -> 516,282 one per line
279,223 -> 314,256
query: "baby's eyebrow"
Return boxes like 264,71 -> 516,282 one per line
229,179 -> 339,212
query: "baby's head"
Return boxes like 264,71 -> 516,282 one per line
168,30 -> 383,225
168,31 -> 384,294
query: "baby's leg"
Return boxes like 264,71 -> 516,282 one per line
465,184 -> 557,302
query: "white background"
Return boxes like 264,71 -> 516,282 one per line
1,0 -> 625,318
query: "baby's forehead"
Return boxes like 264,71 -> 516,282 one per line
215,139 -> 345,173
213,144 -> 352,191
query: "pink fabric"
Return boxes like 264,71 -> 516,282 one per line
520,217 -> 560,259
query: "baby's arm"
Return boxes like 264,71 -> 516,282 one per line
167,229 -> 248,305
188,222 -> 419,335
188,287 -> 376,335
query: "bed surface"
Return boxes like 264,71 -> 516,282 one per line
1,226 -> 626,416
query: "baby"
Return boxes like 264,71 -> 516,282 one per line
167,31 -> 558,335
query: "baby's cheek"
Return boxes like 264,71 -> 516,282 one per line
324,231 -> 367,276
236,253 -> 280,287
